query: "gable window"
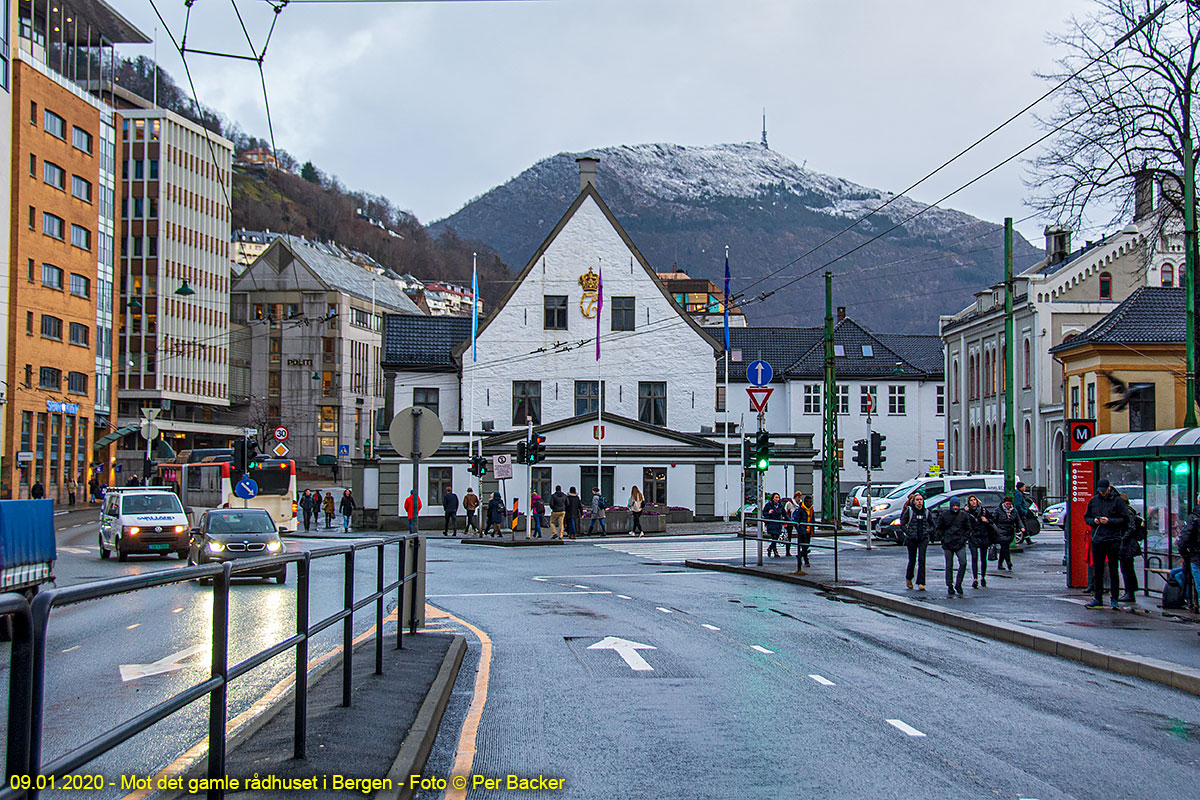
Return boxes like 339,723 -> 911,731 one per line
638,382 -> 667,426
413,387 -> 440,416
1161,263 -> 1175,287
936,385 -> 945,415
1099,272 -> 1112,300
861,344 -> 874,358
803,385 -> 821,414
836,384 -> 849,414
888,385 -> 907,415
543,295 -> 567,330
575,380 -> 604,416
512,381 -> 541,425
44,110 -> 65,139
611,296 -> 635,331
42,160 -> 65,190
40,315 -> 62,340
860,385 -> 876,414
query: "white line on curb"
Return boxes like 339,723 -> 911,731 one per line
701,624 -> 720,631
573,584 -> 590,589
886,719 -> 926,737
656,607 -> 673,613
126,623 -> 140,630
62,645 -> 81,653
750,645 -> 774,654
809,674 -> 835,686
617,595 -> 632,599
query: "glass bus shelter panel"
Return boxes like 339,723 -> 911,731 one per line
1145,460 -> 1170,561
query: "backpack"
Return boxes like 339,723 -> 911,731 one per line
1161,576 -> 1185,610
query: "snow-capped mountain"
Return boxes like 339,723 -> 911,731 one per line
430,143 -> 1039,330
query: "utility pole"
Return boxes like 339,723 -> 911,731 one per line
1003,217 -> 1017,495
1185,133 -> 1198,428
525,416 -> 533,539
865,399 -> 873,550
822,272 -> 840,525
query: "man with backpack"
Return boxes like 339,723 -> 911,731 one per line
587,487 -> 607,535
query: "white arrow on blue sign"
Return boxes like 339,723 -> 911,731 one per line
747,360 -> 773,387
234,476 -> 258,500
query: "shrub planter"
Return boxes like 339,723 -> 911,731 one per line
604,508 -> 632,533
639,513 -> 667,533
667,507 -> 694,524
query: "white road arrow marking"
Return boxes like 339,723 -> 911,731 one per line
119,644 -> 208,682
587,636 -> 657,671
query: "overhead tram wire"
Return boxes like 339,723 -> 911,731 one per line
732,0 -> 1173,302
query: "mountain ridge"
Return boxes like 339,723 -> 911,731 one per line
429,142 -> 1041,331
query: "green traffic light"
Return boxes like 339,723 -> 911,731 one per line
756,456 -> 769,471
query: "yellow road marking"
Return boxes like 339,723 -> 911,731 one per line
438,606 -> 492,800
120,608 -> 401,800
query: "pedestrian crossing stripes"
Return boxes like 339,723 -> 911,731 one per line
592,536 -> 808,563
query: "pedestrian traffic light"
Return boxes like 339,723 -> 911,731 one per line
363,439 -> 373,458
468,455 -> 488,477
530,434 -> 547,464
517,440 -> 528,463
233,439 -> 247,474
852,438 -> 869,469
753,431 -> 772,472
870,431 -> 887,469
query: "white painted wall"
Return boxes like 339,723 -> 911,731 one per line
391,370 -> 461,433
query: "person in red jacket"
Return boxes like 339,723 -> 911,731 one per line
404,492 -> 422,534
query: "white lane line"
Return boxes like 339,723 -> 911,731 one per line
809,674 -> 835,686
126,623 -> 140,630
655,607 -> 673,613
750,645 -> 775,654
886,719 -> 926,737
62,645 -> 81,653
617,595 -> 632,600
573,584 -> 590,589
531,577 -> 547,581
172,608 -> 184,613
701,624 -> 720,631
427,591 -> 612,598
71,523 -> 83,528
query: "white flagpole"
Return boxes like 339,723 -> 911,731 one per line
723,245 -> 731,521
469,252 -> 477,470
596,259 -> 603,503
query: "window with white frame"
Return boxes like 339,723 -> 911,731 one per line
836,384 -> 849,414
888,385 -> 907,415
860,385 -> 876,414
803,384 -> 821,414
936,385 -> 945,415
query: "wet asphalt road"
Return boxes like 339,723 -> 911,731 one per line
421,536 -> 1200,800
0,509 -> 400,799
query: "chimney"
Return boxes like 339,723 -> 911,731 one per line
1134,167 -> 1155,220
836,306 -> 847,322
576,157 -> 599,192
1044,225 -> 1071,266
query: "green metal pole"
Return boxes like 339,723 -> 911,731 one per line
1003,217 -> 1016,496
823,272 -> 839,524
1184,136 -> 1197,428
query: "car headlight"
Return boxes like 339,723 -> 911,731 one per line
266,540 -> 282,553
174,525 -> 186,534
889,518 -> 901,525
207,540 -> 225,553
872,503 -> 889,512
123,525 -> 140,536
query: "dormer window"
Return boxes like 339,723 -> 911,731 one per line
834,345 -> 845,357
1099,272 -> 1112,300
861,344 -> 874,358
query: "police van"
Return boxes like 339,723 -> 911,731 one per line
98,487 -> 190,561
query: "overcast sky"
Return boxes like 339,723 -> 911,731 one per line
119,0 -> 1102,242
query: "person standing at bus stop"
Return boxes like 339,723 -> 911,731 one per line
1084,478 -> 1127,610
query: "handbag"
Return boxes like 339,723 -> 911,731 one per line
987,545 -> 998,561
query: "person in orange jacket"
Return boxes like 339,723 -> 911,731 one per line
404,491 -> 422,534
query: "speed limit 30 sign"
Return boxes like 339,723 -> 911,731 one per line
272,425 -> 290,442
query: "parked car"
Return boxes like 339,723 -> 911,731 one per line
878,489 -> 1007,542
1042,502 -> 1066,528
843,484 -> 897,520
188,508 -> 287,584
99,487 -> 190,561
859,473 -> 1005,533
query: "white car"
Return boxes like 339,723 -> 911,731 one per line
1041,502 -> 1066,528
99,487 -> 190,561
859,473 -> 1006,533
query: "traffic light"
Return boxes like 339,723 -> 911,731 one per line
530,434 -> 546,464
517,440 -> 528,463
852,438 -> 869,469
870,431 -> 887,469
363,439 -> 373,458
233,439 -> 247,475
752,431 -> 772,472
468,455 -> 488,477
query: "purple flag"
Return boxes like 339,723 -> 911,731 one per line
596,266 -> 604,360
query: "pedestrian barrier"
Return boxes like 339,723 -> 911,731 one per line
738,520 -> 843,581
0,534 -> 423,800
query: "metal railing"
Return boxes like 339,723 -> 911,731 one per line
737,520 -> 843,581
1,534 -> 422,800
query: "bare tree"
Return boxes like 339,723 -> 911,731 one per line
1029,0 -> 1197,234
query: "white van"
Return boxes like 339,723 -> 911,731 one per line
858,473 -> 1005,533
98,487 -> 190,561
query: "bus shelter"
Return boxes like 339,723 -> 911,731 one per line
1064,428 -> 1198,590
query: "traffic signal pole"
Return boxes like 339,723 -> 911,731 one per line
756,410 -> 765,567
822,272 -> 840,525
526,417 -> 533,539
1003,217 -> 1017,496
865,404 -> 873,550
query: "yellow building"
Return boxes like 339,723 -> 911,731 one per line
1051,287 -> 1194,433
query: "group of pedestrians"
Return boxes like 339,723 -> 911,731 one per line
1083,478 -> 1150,609
297,488 -> 356,533
898,492 -> 1030,596
761,492 -> 816,574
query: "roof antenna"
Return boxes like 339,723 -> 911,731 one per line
761,108 -> 768,149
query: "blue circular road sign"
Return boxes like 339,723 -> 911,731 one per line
747,360 -> 774,387
234,476 -> 259,500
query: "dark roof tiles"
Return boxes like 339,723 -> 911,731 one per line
1050,287 -> 1185,352
383,315 -> 471,368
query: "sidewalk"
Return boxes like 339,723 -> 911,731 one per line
687,528 -> 1200,683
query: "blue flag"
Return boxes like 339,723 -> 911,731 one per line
723,253 -> 731,351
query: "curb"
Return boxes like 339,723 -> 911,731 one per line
459,538 -> 564,547
685,559 -> 1200,698
377,635 -> 467,800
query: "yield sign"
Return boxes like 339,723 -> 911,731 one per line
747,387 -> 773,413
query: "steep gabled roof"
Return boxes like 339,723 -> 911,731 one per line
453,183 -> 721,358
1050,287 -> 1185,353
383,315 -> 471,369
708,327 -> 824,381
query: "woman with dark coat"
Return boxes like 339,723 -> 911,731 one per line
965,494 -> 993,588
763,493 -> 786,557
1118,493 -> 1144,602
565,488 -> 583,539
900,494 -> 931,590
339,489 -> 356,532
792,494 -> 815,574
937,498 -> 971,596
486,492 -> 505,537
992,497 -> 1024,571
